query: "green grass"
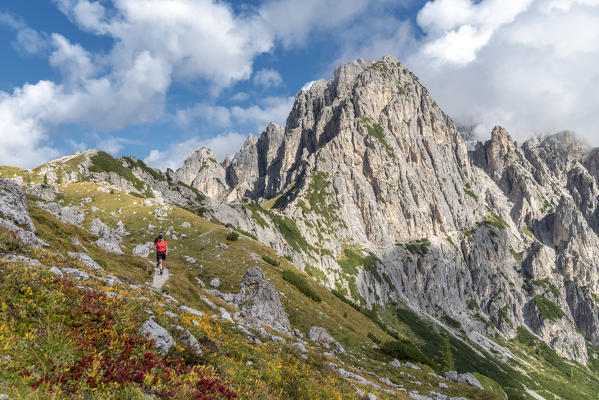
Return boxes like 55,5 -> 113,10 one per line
472,373 -> 506,398
243,203 -> 269,228
485,212 -> 508,230
523,226 -> 535,239
441,315 -> 461,330
89,151 -> 146,192
532,278 -> 560,297
381,339 -> 430,364
262,255 -> 280,266
510,248 -> 524,262
361,117 -> 395,158
534,295 -> 566,321
304,172 -> 344,229
337,248 -> 378,276
464,187 -> 479,201
176,181 -> 206,203
282,269 -> 322,303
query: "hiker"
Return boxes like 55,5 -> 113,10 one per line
155,232 -> 168,275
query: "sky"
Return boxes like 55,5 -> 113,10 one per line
1,0 -> 599,170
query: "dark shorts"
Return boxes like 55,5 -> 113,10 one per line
156,251 -> 166,261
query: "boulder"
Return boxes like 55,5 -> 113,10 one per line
26,184 -> 58,201
0,178 -> 36,231
179,305 -> 203,318
60,268 -> 90,281
233,267 -> 291,334
445,371 -> 483,390
59,206 -> 85,226
173,325 -> 202,356
133,244 -> 150,258
154,207 -> 169,218
307,326 -> 336,346
209,277 -> 221,288
89,218 -> 122,243
140,318 -> 175,355
2,254 -> 42,266
95,238 -> 124,255
67,252 -> 103,271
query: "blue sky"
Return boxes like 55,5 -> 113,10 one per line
1,0 -> 599,170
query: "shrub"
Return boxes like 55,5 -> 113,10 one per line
262,255 -> 280,266
367,332 -> 381,344
534,295 -> 566,321
406,238 -> 431,256
381,339 -> 429,364
282,269 -> 321,302
129,191 -> 145,198
225,231 -> 239,241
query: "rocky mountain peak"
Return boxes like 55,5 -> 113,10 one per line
175,147 -> 227,204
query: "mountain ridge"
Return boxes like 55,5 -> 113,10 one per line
5,55 -> 599,399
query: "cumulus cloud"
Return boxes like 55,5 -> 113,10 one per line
333,0 -> 599,144
144,132 -> 247,170
0,12 -> 47,54
253,69 -> 283,88
406,0 -> 599,142
176,96 -> 294,131
0,0 -> 274,167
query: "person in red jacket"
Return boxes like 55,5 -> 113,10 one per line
154,232 -> 168,275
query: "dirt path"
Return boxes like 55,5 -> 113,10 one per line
151,266 -> 169,290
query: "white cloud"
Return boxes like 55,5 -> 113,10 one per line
406,0 -> 599,142
333,0 -> 599,144
301,80 -> 317,91
176,96 -> 294,131
0,0 -> 274,167
230,92 -> 249,102
417,0 -> 534,64
0,12 -> 47,54
144,132 -> 247,170
260,0 -> 379,47
253,68 -> 283,88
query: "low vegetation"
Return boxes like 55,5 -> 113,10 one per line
225,231 -> 239,241
534,295 -> 566,321
261,255 -> 279,266
282,269 -> 322,303
405,238 -> 431,256
89,151 -> 146,192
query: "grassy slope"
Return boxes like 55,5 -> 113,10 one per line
0,177 -> 496,399
5,165 -> 598,399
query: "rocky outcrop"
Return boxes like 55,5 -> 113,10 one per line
89,218 -> 122,243
175,148 -> 228,204
444,371 -> 483,390
233,267 -> 291,334
0,178 -> 48,248
140,318 -> 175,355
0,178 -> 37,231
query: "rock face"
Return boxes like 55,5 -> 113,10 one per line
234,267 -> 291,334
163,56 -> 599,364
26,55 -> 599,366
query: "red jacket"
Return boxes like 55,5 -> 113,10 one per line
156,239 -> 167,253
